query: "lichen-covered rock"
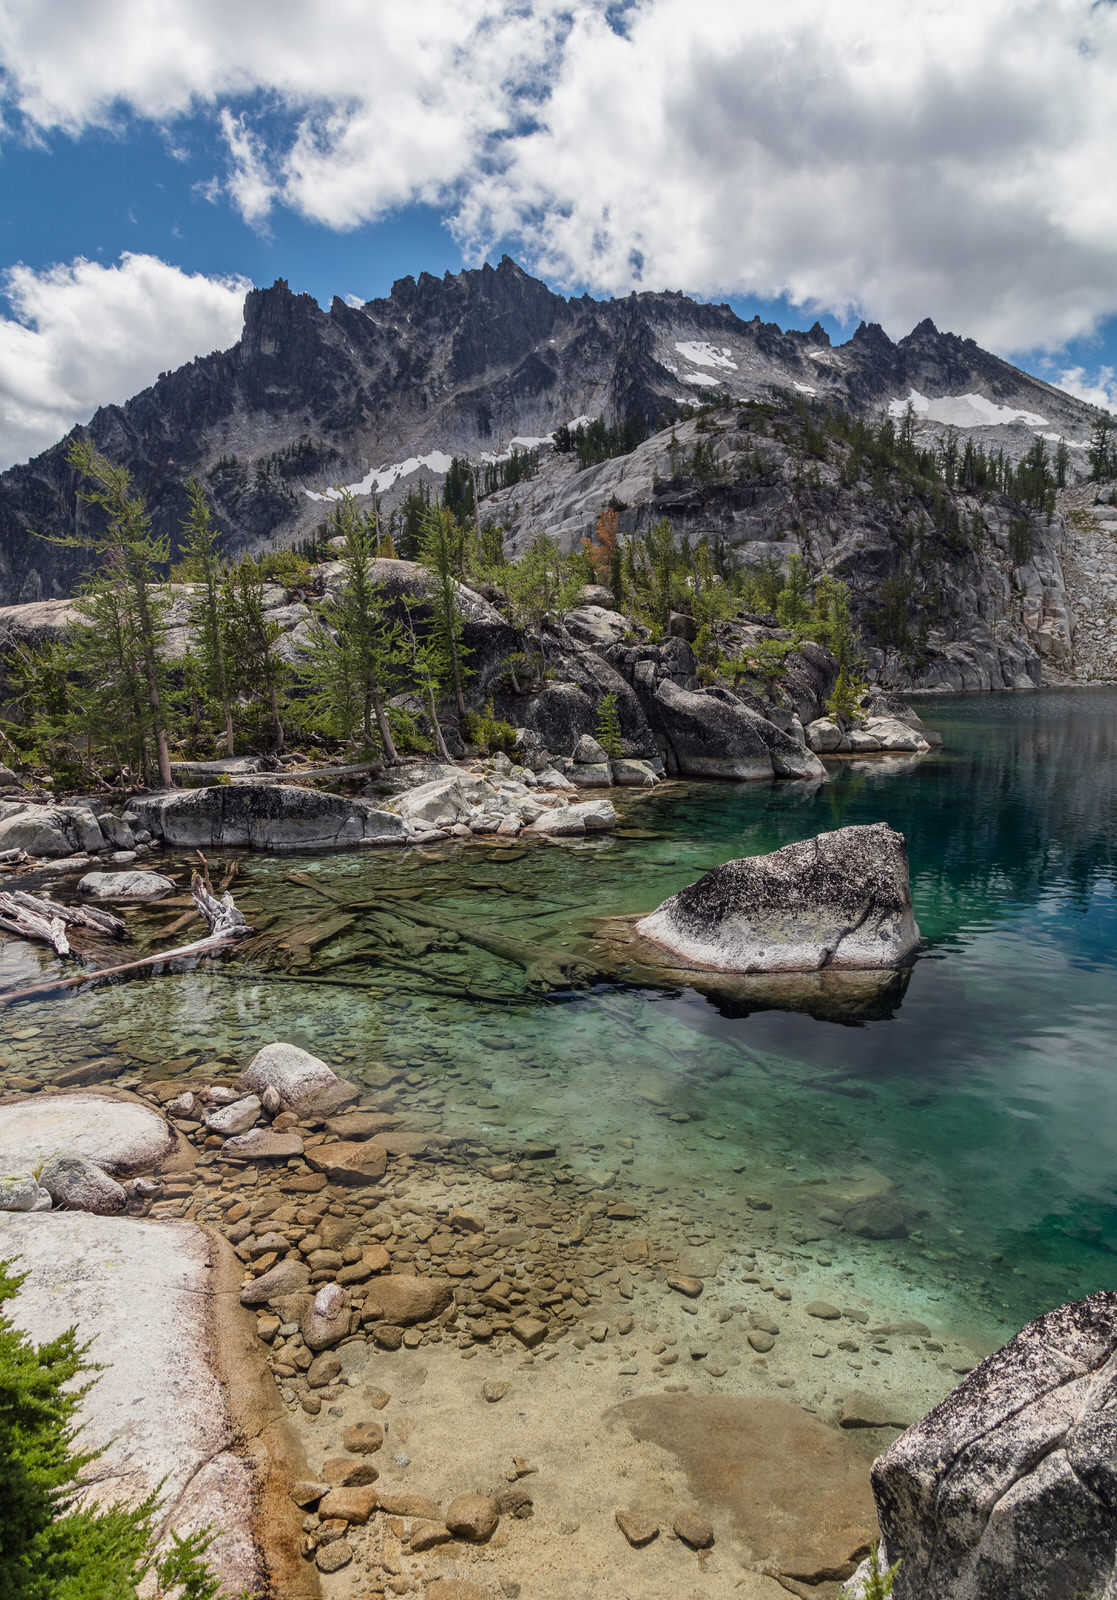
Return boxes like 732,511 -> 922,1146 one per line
0,800 -> 106,857
129,782 -> 409,851
528,799 -> 616,836
862,1292 -> 1117,1600
636,823 -> 920,972
651,681 -> 775,779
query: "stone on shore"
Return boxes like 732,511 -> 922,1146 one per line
614,1394 -> 874,1587
368,1274 -> 452,1326
0,1172 -> 50,1211
305,1139 -> 388,1185
529,798 -> 616,835
130,781 -> 409,851
445,1493 -> 499,1542
77,869 -> 174,900
0,800 -> 106,857
862,1291 -> 1117,1600
240,1258 -> 310,1305
203,1095 -> 261,1137
0,1091 -> 176,1177
238,1041 -> 341,1108
636,823 -> 920,973
39,1153 -> 127,1214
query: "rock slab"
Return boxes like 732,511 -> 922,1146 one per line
0,1092 -> 175,1177
636,823 -> 920,972
0,1213 -> 275,1595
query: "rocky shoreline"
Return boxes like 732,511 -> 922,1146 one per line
0,1037 -> 1005,1600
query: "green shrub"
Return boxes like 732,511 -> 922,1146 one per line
594,692 -> 624,758
0,1258 -> 242,1600
461,698 -> 516,755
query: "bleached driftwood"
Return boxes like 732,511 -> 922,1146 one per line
0,869 -> 252,1008
2,890 -> 127,939
0,893 -> 71,957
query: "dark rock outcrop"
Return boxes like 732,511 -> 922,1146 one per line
636,823 -> 920,972
130,782 -> 409,851
864,1292 -> 1117,1600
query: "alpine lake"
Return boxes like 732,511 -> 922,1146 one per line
3,684 -> 1117,1381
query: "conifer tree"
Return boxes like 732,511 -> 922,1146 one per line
56,438 -> 176,787
298,492 -> 403,760
419,508 -> 470,716
221,559 -> 287,752
179,480 -> 235,757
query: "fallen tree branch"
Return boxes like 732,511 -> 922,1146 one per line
0,894 -> 71,957
3,889 -> 127,939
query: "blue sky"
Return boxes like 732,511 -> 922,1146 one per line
2,1 -> 1115,470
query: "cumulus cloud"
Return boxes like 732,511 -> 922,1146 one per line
0,253 -> 248,468
2,1 -> 1117,357
1057,366 -> 1117,415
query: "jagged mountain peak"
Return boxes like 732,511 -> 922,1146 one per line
0,261 -> 1102,607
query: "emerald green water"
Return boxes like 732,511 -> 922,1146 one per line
4,685 -> 1117,1349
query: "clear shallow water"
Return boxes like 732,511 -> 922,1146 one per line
4,686 -> 1117,1346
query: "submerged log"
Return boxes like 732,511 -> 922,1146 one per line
285,870 -> 602,992
0,869 -> 252,1008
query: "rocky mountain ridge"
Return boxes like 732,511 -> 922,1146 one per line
0,258 -> 1102,621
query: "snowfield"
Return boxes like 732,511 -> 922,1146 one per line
888,388 -> 1049,429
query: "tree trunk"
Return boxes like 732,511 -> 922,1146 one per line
223,704 -> 236,758
132,579 -> 174,789
427,685 -> 453,762
266,672 -> 286,753
371,689 -> 399,764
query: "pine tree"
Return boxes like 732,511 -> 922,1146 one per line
500,534 -> 581,679
221,559 -> 287,752
0,1259 -> 234,1600
298,492 -> 404,760
594,692 -> 623,758
400,596 -> 454,762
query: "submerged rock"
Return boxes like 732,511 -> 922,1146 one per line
862,1292 -> 1117,1600
77,869 -> 174,900
635,823 -> 920,973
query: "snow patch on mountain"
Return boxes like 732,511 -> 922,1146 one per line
675,340 -> 738,371
682,371 -> 720,387
304,451 -> 456,501
889,388 -> 1049,429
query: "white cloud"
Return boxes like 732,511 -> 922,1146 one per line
1057,366 -> 1117,415
1,1 -> 1116,358
0,253 -> 248,468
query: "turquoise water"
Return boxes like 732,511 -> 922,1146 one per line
4,685 -> 1117,1345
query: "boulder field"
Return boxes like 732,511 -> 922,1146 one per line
636,823 -> 921,973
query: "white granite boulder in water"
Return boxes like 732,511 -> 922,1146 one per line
237,1041 -> 340,1109
859,1291 -> 1117,1600
636,823 -> 920,973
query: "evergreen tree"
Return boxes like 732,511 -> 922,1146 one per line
221,559 -> 287,752
0,1259 -> 234,1600
500,534 -> 581,678
594,692 -> 624,758
297,493 -> 403,760
400,596 -> 454,762
1088,413 -> 1115,481
178,480 -> 235,756
418,508 -> 471,716
55,439 -> 176,787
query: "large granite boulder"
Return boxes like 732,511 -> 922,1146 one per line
636,823 -> 920,972
862,1292 -> 1117,1600
0,800 -> 106,857
237,1042 -> 341,1109
130,782 -> 409,851
77,869 -> 174,899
